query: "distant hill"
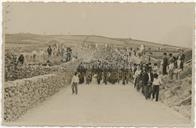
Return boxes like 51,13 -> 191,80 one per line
5,33 -> 191,51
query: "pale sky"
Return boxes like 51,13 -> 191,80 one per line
3,3 -> 195,48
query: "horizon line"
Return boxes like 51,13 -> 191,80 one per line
4,32 -> 191,49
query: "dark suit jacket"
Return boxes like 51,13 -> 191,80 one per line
163,56 -> 168,66
148,72 -> 154,83
142,72 -> 149,86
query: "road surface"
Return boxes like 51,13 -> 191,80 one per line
6,83 -> 191,127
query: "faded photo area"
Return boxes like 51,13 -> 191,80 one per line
2,2 -> 194,127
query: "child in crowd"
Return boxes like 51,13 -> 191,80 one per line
152,73 -> 163,102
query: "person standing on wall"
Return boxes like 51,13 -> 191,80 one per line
71,72 -> 79,95
175,56 -> 183,80
47,45 -> 52,57
17,54 -> 25,65
180,50 -> 185,71
168,53 -> 175,80
47,45 -> 52,64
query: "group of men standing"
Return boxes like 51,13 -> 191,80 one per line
133,62 -> 161,101
47,45 -> 72,64
11,43 -> 73,68
133,50 -> 186,101
162,50 -> 185,79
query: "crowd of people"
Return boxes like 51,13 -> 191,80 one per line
14,42 -> 186,102
71,45 -> 186,102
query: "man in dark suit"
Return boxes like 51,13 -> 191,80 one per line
162,53 -> 168,75
142,67 -> 149,99
47,45 -> 52,57
77,62 -> 85,84
97,63 -> 103,85
18,54 -> 25,65
180,50 -> 185,71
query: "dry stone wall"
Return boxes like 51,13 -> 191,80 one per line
159,65 -> 192,119
4,73 -> 73,121
3,59 -> 81,122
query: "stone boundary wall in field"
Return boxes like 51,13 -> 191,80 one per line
3,72 -> 74,122
5,58 -> 81,81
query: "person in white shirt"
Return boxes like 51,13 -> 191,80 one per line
147,67 -> 154,99
152,73 -> 163,102
175,56 -> 182,80
71,72 -> 79,95
134,65 -> 141,88
168,62 -> 174,80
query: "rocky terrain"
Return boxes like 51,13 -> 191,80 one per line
160,62 -> 192,119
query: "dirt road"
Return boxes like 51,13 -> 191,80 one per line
6,83 -> 191,127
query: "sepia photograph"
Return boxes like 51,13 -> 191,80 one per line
2,2 -> 194,127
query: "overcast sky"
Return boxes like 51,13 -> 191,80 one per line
4,3 -> 194,48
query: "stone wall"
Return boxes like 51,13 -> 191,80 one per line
5,57 -> 81,81
159,65 -> 192,119
3,72 -> 73,122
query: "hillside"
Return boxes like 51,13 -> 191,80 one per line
5,33 -> 190,50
